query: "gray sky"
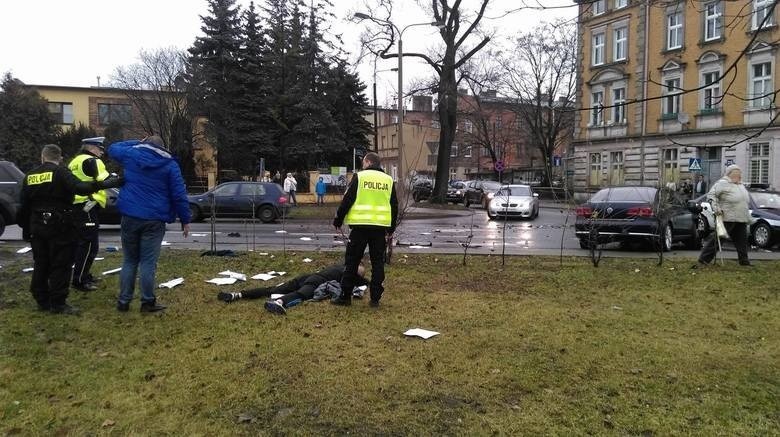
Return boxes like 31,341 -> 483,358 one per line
0,0 -> 574,104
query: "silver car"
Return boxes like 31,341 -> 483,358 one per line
487,184 -> 540,220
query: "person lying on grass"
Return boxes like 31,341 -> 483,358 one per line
217,263 -> 368,315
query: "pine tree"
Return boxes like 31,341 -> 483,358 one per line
0,73 -> 57,170
326,60 -> 372,165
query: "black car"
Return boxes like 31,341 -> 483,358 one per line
0,161 -> 24,237
412,178 -> 433,202
575,186 -> 699,251
188,181 -> 288,223
748,188 -> 780,249
463,180 -> 502,208
447,181 -> 466,204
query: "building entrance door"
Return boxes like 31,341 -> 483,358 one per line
702,147 -> 722,188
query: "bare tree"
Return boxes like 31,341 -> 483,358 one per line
500,20 -> 576,187
111,47 -> 197,178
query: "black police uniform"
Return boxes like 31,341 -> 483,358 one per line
333,164 -> 398,305
17,162 -> 105,312
70,150 -> 105,289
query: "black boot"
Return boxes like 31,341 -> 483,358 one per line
140,300 -> 167,313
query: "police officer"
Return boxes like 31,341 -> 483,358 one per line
68,137 -> 109,291
17,144 -> 122,315
332,152 -> 398,307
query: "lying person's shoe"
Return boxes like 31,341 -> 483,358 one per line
218,291 -> 241,302
264,299 -> 287,315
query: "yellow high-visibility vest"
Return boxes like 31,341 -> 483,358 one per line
68,153 -> 109,208
345,169 -> 393,227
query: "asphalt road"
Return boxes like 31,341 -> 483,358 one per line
2,204 -> 777,260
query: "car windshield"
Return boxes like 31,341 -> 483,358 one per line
497,186 -> 531,196
751,191 -> 780,208
590,187 -> 656,203
482,181 -> 501,191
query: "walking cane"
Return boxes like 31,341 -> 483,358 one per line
715,215 -> 725,266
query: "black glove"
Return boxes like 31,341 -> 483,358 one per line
96,176 -> 125,189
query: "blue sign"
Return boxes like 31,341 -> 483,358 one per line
494,160 -> 505,172
688,158 -> 702,172
553,155 -> 561,167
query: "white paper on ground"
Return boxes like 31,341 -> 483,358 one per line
270,293 -> 283,299
251,273 -> 274,281
302,258 -> 313,263
218,270 -> 247,281
102,267 -> 122,275
22,267 -> 34,273
161,241 -> 171,246
159,277 -> 184,288
403,328 -> 440,339
191,233 -> 207,237
259,252 -> 269,256
16,247 -> 32,254
94,257 -> 105,261
300,237 -> 312,241
268,271 -> 286,276
409,245 -> 429,249
206,277 -> 237,285
275,230 -> 287,234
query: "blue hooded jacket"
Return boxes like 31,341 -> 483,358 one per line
108,140 -> 191,224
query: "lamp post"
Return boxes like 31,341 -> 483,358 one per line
373,64 -> 398,153
355,12 -> 443,200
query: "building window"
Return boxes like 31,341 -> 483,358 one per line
612,87 -> 626,123
702,71 -> 721,110
464,145 -> 472,158
97,103 -> 132,126
753,0 -> 775,29
591,91 -> 604,125
609,151 -> 624,185
495,117 -> 502,130
749,142 -> 770,184
613,26 -> 627,61
451,145 -> 459,157
667,12 -> 683,50
593,0 -> 606,15
391,115 -> 399,124
592,32 -> 605,66
589,153 -> 602,186
662,148 -> 680,184
463,119 -> 473,133
615,0 -> 627,9
481,146 -> 491,157
663,78 -> 681,116
704,2 -> 722,41
751,62 -> 773,107
48,102 -> 74,124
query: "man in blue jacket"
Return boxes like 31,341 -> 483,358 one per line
108,135 -> 191,313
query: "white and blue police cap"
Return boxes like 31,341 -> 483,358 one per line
81,137 -> 105,149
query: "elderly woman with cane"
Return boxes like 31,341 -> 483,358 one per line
693,164 -> 752,268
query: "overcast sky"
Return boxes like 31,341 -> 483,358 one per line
0,0 -> 574,104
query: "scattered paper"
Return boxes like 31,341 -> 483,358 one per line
191,233 -> 207,237
409,245 -> 429,249
300,237 -> 312,241
259,252 -> 269,256
403,328 -> 440,339
161,241 -> 171,246
159,277 -> 184,288
102,267 -> 122,275
16,247 -> 32,254
270,294 -> 283,299
218,270 -> 247,281
94,257 -> 105,261
206,277 -> 237,285
633,269 -> 640,273
22,267 -> 34,273
251,273 -> 274,281
303,258 -> 313,263
270,271 -> 286,276
420,232 -> 431,235
275,230 -> 287,234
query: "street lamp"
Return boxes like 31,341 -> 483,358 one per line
373,65 -> 397,153
355,12 -> 444,200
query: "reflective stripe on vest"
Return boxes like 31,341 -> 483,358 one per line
68,154 -> 109,208
344,169 -> 393,227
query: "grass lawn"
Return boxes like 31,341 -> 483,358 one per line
1,249 -> 778,435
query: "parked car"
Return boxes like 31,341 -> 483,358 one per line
463,180 -> 502,208
748,187 -> 780,248
487,185 -> 540,220
0,161 -> 24,237
412,178 -> 433,202
446,181 -> 467,204
575,186 -> 699,251
188,181 -> 288,223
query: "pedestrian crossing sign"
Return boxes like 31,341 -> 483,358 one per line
688,158 -> 702,172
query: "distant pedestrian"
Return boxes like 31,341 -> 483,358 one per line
273,171 -> 281,184
108,135 -> 191,313
694,174 -> 707,197
315,177 -> 326,206
284,172 -> 297,206
694,164 -> 751,268
332,152 -> 398,307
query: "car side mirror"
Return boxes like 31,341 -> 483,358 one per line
687,200 -> 702,214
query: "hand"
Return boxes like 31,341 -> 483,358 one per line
182,223 -> 190,238
98,176 -> 125,189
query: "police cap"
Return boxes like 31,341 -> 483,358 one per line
81,137 -> 105,149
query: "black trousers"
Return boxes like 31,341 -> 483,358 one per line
340,226 -> 386,302
242,273 -> 326,306
72,206 -> 100,285
699,221 -> 750,264
30,223 -> 76,309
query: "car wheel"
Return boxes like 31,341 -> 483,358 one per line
654,223 -> 673,252
487,210 -> 496,220
189,204 -> 201,222
532,206 -> 539,219
464,197 -> 470,207
752,222 -> 773,249
0,213 -> 6,237
257,205 -> 276,223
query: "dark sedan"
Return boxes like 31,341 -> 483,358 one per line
188,181 -> 288,223
575,186 -> 699,251
464,180 -> 502,208
748,188 -> 780,249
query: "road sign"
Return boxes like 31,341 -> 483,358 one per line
553,155 -> 561,167
688,158 -> 702,172
725,159 -> 734,166
494,160 -> 505,172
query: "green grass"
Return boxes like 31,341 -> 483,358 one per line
1,250 -> 778,435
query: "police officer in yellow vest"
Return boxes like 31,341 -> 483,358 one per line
68,137 -> 110,291
17,144 -> 123,315
332,152 -> 398,307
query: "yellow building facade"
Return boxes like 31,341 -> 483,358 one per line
574,0 -> 780,191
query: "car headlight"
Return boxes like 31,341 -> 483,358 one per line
487,192 -> 495,199
456,190 -> 462,195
